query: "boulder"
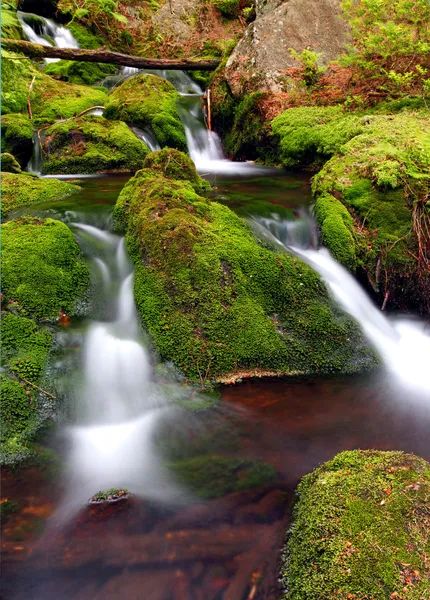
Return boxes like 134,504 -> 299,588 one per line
224,0 -> 351,95
1,153 -> 21,173
1,113 -> 34,167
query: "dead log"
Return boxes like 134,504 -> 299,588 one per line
1,38 -> 220,71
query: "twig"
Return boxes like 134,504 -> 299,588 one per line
27,75 -> 36,119
207,88 -> 212,131
19,377 -> 57,400
381,291 -> 390,311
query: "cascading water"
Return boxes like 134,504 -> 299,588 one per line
130,126 -> 161,152
56,222 -> 185,518
254,216 -> 430,397
18,11 -> 79,62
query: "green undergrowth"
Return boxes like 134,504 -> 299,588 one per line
1,217 -> 89,464
169,455 -> 276,499
1,51 -> 106,123
1,113 -> 34,166
104,74 -> 187,151
1,153 -> 21,173
45,60 -> 117,86
42,116 -> 149,174
1,1 -> 24,39
114,149 -> 376,382
281,450 -> 430,599
1,217 -> 89,320
1,172 -> 81,217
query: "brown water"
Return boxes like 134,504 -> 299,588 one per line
2,173 -> 429,600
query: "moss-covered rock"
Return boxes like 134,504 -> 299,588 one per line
1,216 -> 89,320
104,74 -> 187,151
1,153 -> 21,173
169,455 -> 276,499
1,113 -> 34,167
1,172 -> 81,217
142,148 -> 210,194
1,51 -> 106,123
281,450 -> 430,600
114,150 -> 376,381
44,60 -> 117,86
41,116 -> 149,174
1,1 -> 24,40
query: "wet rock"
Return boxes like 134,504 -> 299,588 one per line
224,0 -> 351,95
233,489 -> 286,524
93,569 -> 175,600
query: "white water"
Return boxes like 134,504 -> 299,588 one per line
130,126 -> 161,152
57,224 -> 185,516
256,218 -> 430,396
18,11 -> 79,63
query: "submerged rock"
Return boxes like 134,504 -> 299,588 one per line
281,450 -> 430,599
223,0 -> 351,96
272,106 -> 430,314
104,74 -> 187,152
1,172 -> 80,216
115,149 -> 376,381
41,116 -> 149,174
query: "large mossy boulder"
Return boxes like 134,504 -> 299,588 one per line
1,1 -> 24,40
114,149 -> 376,381
1,172 -> 81,217
41,116 -> 149,174
281,450 -> 430,599
1,153 -> 22,173
1,217 -> 89,464
1,51 -> 106,123
104,74 -> 187,152
1,113 -> 34,167
273,107 -> 430,315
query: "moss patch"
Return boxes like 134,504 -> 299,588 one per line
281,450 -> 430,600
1,113 -> 34,167
45,60 -> 117,86
1,153 -> 21,173
114,150 -> 376,382
41,115 -> 149,174
142,148 -> 210,194
1,2 -> 24,40
1,172 -> 81,217
104,74 -> 187,151
1,216 -> 89,320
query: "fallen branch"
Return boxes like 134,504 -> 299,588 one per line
27,75 -> 35,119
19,376 -> 57,400
1,38 -> 221,71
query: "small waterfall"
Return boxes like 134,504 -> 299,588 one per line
130,126 -> 161,152
56,223 -> 183,517
26,132 -> 42,175
18,11 -> 79,63
255,217 -> 430,396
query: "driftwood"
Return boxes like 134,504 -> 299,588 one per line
1,38 -> 220,71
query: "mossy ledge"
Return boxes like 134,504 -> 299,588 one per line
1,172 -> 81,217
1,217 -> 90,465
41,116 -> 149,175
104,74 -> 187,152
272,106 -> 430,314
114,149 -> 376,383
281,450 -> 430,600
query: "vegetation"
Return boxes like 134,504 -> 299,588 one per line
45,60 -> 117,86
1,113 -> 34,167
1,217 -> 89,320
104,74 -> 187,151
1,153 -> 21,173
281,450 -> 430,600
41,116 -> 149,174
1,173 -> 81,217
114,149 -> 376,383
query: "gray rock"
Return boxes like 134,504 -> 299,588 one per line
224,0 -> 351,96
256,0 -> 284,18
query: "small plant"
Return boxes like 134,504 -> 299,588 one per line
289,48 -> 326,87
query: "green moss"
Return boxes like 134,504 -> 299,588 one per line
142,148 -> 210,193
45,60 -> 117,85
281,450 -> 430,600
114,150 -> 376,381
41,115 -> 149,174
169,455 -> 276,499
66,21 -> 106,49
311,109 -> 430,313
1,113 -> 34,166
211,0 -> 241,17
1,2 -> 24,39
104,74 -> 187,151
1,172 -> 81,217
314,193 -> 356,269
1,152 -> 21,173
1,51 -> 107,123
1,217 -> 89,320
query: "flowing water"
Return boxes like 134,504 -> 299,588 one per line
2,17 -> 430,598
18,11 -> 79,62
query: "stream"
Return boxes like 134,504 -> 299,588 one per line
2,16 -> 430,600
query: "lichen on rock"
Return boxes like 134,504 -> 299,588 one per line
281,450 -> 430,599
103,74 -> 187,152
41,115 -> 149,174
114,149 -> 376,382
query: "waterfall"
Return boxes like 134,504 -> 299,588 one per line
130,126 -> 161,152
18,11 -> 79,63
254,217 -> 430,396
55,223 -> 183,517
26,131 -> 42,175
